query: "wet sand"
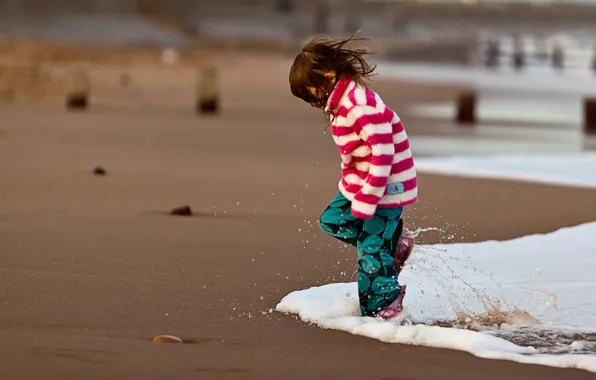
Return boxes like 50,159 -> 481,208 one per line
1,56 -> 596,379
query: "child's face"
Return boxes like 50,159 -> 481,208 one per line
306,71 -> 336,109
307,86 -> 325,108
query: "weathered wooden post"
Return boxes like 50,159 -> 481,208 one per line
313,0 -> 330,34
344,0 -> 360,34
552,44 -> 564,71
196,66 -> 219,114
485,39 -> 500,69
276,0 -> 294,13
512,37 -> 525,71
392,10 -> 409,35
592,44 -> 596,73
584,98 -> 596,135
0,64 -> 15,103
66,69 -> 90,110
456,91 -> 477,125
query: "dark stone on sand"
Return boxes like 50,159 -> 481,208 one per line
170,205 -> 192,216
93,166 -> 107,176
66,93 -> 88,110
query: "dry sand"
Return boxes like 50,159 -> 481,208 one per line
1,54 -> 595,380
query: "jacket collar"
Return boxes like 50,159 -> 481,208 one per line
324,75 -> 352,115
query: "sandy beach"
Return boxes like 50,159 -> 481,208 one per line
1,53 -> 596,379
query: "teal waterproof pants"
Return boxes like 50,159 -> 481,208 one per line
318,193 -> 404,317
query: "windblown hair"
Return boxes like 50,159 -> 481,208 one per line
289,31 -> 377,109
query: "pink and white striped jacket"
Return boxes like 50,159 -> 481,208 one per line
324,76 -> 418,220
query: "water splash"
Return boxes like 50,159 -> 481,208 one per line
404,244 -> 553,329
404,226 -> 444,238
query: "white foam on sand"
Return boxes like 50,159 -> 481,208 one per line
276,222 -> 596,373
414,153 -> 596,188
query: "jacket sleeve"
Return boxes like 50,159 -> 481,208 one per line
347,105 -> 395,220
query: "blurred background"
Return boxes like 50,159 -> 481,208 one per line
3,0 -> 596,63
2,0 -> 596,155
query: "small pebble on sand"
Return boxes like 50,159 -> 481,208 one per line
152,335 -> 184,344
170,206 -> 192,216
93,166 -> 107,176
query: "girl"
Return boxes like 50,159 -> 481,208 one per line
289,33 -> 417,319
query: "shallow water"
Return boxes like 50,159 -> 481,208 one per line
277,222 -> 596,371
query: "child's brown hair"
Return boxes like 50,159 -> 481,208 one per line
289,31 -> 377,109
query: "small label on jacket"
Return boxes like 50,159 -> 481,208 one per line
387,182 -> 405,195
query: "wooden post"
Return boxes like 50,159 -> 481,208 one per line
0,64 -> 15,103
196,66 -> 219,114
456,91 -> 476,125
584,98 -> 596,135
592,44 -> 596,73
344,16 -> 360,34
276,0 -> 294,13
66,70 -> 90,110
313,0 -> 330,34
512,37 -> 525,71
0,62 -> 49,104
344,0 -> 360,34
552,44 -> 564,70
485,39 -> 500,69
